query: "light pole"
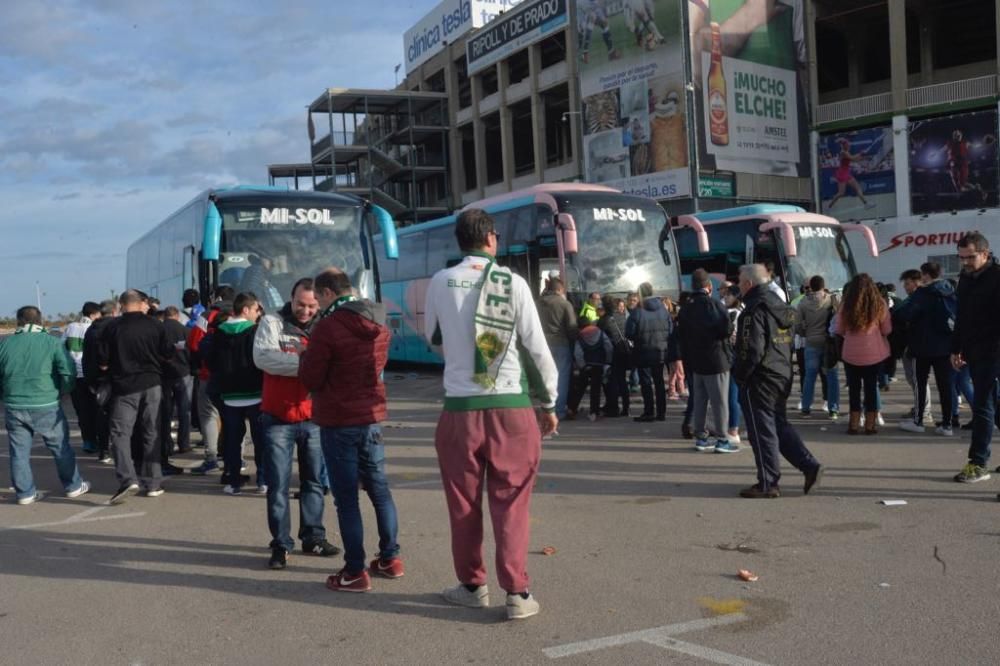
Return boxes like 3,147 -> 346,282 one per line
35,281 -> 41,311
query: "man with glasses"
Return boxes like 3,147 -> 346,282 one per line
950,232 -> 1000,486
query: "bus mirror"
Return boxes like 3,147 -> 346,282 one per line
840,223 -> 879,257
202,201 -> 222,261
759,221 -> 796,257
556,213 -> 578,254
658,227 -> 672,265
676,215 -> 710,253
372,205 -> 399,259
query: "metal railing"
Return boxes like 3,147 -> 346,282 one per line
906,75 -> 998,109
816,92 -> 892,125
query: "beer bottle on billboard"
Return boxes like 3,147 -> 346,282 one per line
708,22 -> 729,146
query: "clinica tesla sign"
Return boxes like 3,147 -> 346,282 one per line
260,208 -> 336,225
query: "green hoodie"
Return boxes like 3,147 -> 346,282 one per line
0,327 -> 76,409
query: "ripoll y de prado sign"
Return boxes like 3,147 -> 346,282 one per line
466,0 -> 568,75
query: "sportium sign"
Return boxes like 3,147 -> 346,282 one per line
466,0 -> 568,74
403,0 -> 525,74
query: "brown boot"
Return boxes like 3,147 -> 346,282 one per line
847,411 -> 861,435
864,411 -> 879,435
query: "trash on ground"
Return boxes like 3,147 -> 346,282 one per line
541,546 -> 557,556
737,569 -> 759,582
880,499 -> 908,506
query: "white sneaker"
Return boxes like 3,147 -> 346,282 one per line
442,583 -> 489,608
145,488 -> 165,497
726,431 -> 741,445
66,481 -> 91,499
16,492 -> 39,506
506,592 -> 540,620
819,404 -> 829,413
877,413 -> 885,426
899,420 -> 925,434
935,425 -> 954,437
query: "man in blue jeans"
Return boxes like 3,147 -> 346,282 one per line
796,276 -> 840,420
300,268 -> 402,593
1,306 -> 91,505
253,278 -> 340,569
950,233 -> 1000,486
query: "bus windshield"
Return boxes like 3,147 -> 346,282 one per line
218,203 -> 371,310
560,196 -> 678,298
780,225 -> 856,295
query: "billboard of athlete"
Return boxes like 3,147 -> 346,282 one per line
827,137 -> 876,211
909,109 -> 998,215
935,130 -> 988,201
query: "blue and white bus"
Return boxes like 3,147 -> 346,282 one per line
126,187 -> 398,310
375,183 -> 696,364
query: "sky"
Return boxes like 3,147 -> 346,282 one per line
0,0 -> 429,318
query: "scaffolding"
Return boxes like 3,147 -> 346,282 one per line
306,88 -> 450,226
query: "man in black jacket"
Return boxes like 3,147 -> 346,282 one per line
207,292 -> 265,495
679,269 -> 738,453
950,233 -> 1000,484
733,265 -> 822,499
626,282 -> 671,422
98,290 -> 174,503
82,299 -> 118,464
160,307 -> 193,473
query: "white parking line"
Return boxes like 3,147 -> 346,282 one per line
543,613 -> 771,665
4,506 -> 146,531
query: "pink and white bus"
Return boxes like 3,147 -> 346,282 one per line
375,183 -> 698,363
673,204 -> 879,298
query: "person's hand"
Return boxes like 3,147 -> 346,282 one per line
537,409 -> 558,438
951,353 -> 966,370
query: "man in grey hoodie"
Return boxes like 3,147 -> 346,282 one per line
796,276 -> 840,420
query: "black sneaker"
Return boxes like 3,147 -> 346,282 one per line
633,414 -> 655,423
739,483 -> 781,499
681,422 -> 693,439
162,462 -> 185,476
803,465 -> 824,496
268,548 -> 288,570
109,482 -> 140,505
961,421 -> 974,430
302,540 -> 342,557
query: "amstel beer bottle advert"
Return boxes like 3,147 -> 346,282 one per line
688,0 -> 809,177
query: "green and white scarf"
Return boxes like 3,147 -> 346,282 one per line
472,260 -> 516,388
14,324 -> 47,334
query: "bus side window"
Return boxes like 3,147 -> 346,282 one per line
396,232 -> 427,281
426,226 -> 458,274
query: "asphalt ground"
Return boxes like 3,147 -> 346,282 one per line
2,372 -> 999,665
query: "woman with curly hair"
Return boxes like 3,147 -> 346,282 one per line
834,274 -> 892,434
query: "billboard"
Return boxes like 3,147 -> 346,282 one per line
578,0 -> 691,200
818,126 -> 896,220
404,0 -> 526,74
908,109 -> 999,215
688,0 -> 809,177
467,0 -> 569,74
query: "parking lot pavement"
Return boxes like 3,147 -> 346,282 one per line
2,374 -> 999,665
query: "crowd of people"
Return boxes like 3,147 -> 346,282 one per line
5,213 -> 1000,621
535,231 -> 1000,498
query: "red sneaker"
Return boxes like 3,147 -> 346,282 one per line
369,557 -> 405,579
326,569 -> 371,592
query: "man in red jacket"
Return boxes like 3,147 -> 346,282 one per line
253,278 -> 341,570
300,268 -> 402,593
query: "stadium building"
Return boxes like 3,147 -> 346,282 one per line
269,0 -> 999,285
